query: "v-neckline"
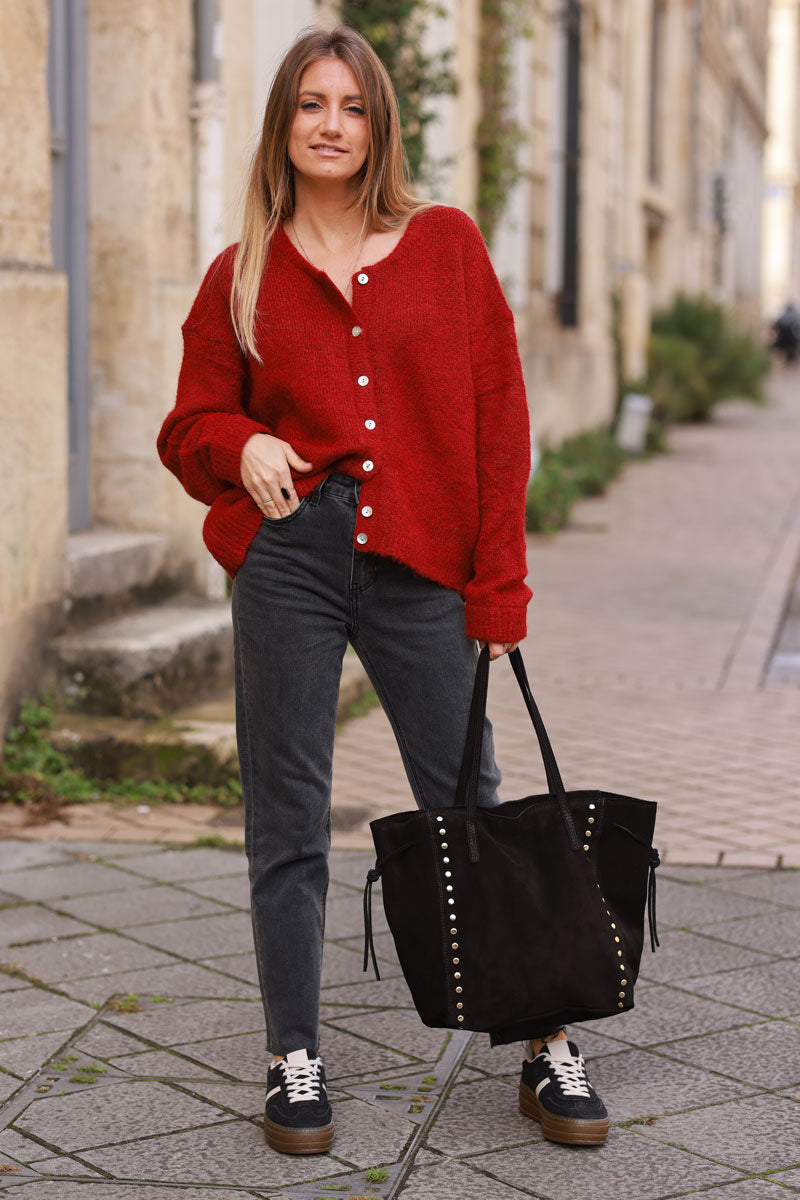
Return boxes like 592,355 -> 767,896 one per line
276,210 -> 426,306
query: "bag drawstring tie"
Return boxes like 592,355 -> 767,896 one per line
362,839 -> 416,981
647,846 -> 661,953
363,867 -> 382,980
613,824 -> 661,954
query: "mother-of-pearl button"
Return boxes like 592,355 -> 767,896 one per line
357,273 -> 369,284
361,505 -> 373,517
358,375 -> 369,386
356,532 -> 368,544
365,419 -> 375,429
362,460 -> 374,471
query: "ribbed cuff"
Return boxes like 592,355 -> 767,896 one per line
464,602 -> 528,644
208,414 -> 274,486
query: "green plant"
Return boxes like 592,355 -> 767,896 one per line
107,993 -> 141,1013
69,1062 -> 107,1085
647,292 -> 769,423
340,0 -> 457,179
0,695 -> 243,815
174,835 -> 244,852
51,1054 -> 79,1072
525,426 -> 629,533
364,1165 -> 389,1183
525,460 -> 580,534
476,0 -> 531,245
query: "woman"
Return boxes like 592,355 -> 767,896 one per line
157,23 -> 608,1155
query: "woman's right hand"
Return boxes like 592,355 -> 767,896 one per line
240,434 -> 314,518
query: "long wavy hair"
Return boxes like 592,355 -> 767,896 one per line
231,24 -> 435,361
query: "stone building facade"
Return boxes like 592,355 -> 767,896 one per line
0,0 -> 774,734
762,0 -> 800,319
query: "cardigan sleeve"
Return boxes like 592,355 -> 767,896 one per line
157,248 -> 274,505
458,214 -> 533,643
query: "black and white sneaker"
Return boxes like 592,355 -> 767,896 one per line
519,1038 -> 609,1145
264,1049 -> 334,1154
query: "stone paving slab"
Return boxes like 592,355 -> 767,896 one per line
52,883 -> 230,928
0,841 -> 798,1197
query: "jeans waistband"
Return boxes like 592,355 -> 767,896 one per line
317,471 -> 361,503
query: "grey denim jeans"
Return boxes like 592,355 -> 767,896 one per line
231,471 -> 509,1056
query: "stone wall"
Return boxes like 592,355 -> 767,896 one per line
87,0 -> 201,578
0,1 -> 68,736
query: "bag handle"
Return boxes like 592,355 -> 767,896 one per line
453,645 -> 582,860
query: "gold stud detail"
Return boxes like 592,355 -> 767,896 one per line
621,978 -> 628,985
456,986 -> 463,993
454,971 -> 461,979
451,942 -> 459,950
585,830 -> 592,837
452,957 -> 460,964
445,871 -> 452,878
441,843 -> 448,849
620,963 -> 626,970
436,815 -> 444,822
618,991 -> 625,998
450,927 -> 457,935
456,1002 -> 464,1010
589,803 -> 596,810
457,1015 -> 464,1022
588,817 -> 595,824
583,844 -> 590,851
448,898 -> 454,905
446,885 -> 453,892
614,937 -> 620,943
443,857 -> 450,864
617,950 -> 623,957
611,923 -> 616,929
439,828 -> 446,836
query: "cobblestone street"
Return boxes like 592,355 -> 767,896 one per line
0,841 -> 798,1197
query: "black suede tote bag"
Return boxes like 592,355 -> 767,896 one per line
362,645 -> 659,1034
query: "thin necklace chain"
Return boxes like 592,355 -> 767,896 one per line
289,217 -> 368,282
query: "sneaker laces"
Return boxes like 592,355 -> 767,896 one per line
544,1042 -> 591,1098
278,1051 -> 324,1103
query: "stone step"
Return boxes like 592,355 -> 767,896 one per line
66,528 -> 171,623
48,654 -> 375,785
49,595 -> 234,717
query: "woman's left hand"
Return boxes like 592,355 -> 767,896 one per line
481,641 -> 520,661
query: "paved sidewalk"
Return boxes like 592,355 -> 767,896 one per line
0,839 -> 799,1198
332,368 -> 800,866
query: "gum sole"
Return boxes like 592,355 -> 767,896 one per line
519,1082 -> 609,1146
263,1116 -> 335,1155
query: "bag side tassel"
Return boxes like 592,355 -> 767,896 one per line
363,867 -> 382,980
613,823 -> 661,953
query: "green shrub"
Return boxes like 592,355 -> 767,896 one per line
525,460 -> 579,533
525,427 -> 627,533
647,293 -> 769,423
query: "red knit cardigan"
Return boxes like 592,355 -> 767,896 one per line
157,203 -> 532,642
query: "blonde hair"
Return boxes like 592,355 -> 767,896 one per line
232,24 -> 435,361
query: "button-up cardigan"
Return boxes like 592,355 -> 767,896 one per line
157,203 -> 533,643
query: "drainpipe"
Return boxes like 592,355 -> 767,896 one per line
192,0 -> 225,271
689,0 -> 701,233
192,0 -> 227,599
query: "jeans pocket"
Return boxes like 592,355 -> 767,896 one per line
262,491 -> 313,525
